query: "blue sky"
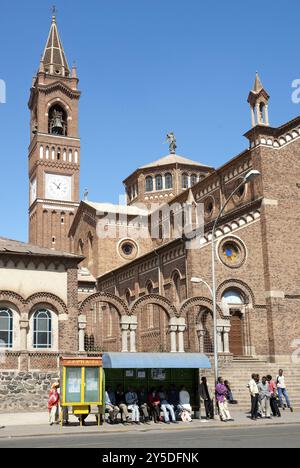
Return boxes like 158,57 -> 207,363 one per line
0,0 -> 299,242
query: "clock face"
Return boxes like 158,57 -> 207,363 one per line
30,178 -> 37,204
45,174 -> 72,201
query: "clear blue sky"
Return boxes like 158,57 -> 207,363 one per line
0,0 -> 299,242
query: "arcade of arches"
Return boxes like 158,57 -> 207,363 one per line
79,288 -> 252,356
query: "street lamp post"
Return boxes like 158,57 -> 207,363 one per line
211,170 -> 260,385
192,170 -> 260,386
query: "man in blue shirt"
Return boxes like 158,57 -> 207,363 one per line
105,386 -> 120,424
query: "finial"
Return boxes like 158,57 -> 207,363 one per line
38,55 -> 45,73
83,189 -> 89,201
165,132 -> 177,154
51,5 -> 57,21
71,61 -> 78,78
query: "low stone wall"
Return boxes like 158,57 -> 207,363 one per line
0,371 -> 59,412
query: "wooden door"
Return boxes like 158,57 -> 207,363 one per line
229,311 -> 243,356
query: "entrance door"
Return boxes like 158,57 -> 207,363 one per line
229,310 -> 243,356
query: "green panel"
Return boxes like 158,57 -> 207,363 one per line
106,369 -> 123,381
84,367 -> 100,403
104,368 -> 200,407
171,368 -> 195,381
66,367 -> 81,404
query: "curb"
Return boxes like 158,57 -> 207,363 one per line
0,419 -> 299,441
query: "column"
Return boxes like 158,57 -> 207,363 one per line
217,327 -> 223,354
121,325 -> 129,352
19,317 -> 29,351
78,315 -> 87,352
129,317 -> 138,353
223,327 -> 230,354
265,104 -> 269,126
122,328 -> 129,352
256,102 -> 261,125
251,105 -> 256,127
169,318 -> 178,353
196,326 -> 205,353
177,318 -> 186,353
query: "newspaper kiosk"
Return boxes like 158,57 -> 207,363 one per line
60,357 -> 105,426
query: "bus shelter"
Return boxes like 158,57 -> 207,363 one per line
102,352 -> 211,414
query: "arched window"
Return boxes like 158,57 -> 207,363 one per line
33,310 -> 52,349
191,174 -> 198,187
125,289 -> 132,305
78,239 -> 84,255
165,173 -> 173,190
0,309 -> 13,348
182,173 -> 189,189
48,104 -> 68,136
87,234 -> 93,269
155,175 -> 163,191
222,290 -> 244,305
173,272 -> 181,303
145,176 -> 153,192
259,102 -> 265,124
146,281 -> 154,295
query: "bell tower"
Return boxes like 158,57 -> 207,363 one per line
28,13 -> 81,251
248,72 -> 270,128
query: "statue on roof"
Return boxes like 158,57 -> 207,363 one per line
165,132 -> 177,154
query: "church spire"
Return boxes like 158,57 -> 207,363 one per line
42,13 -> 70,77
248,72 -> 270,128
252,71 -> 264,93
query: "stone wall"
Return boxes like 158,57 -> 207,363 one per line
0,371 -> 59,412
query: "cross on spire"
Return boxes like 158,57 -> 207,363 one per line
51,5 -> 57,20
42,9 -> 70,77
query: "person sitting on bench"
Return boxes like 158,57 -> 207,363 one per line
105,386 -> 120,424
158,386 -> 178,424
147,388 -> 161,423
116,385 -> 130,424
138,387 -> 151,424
125,387 -> 140,425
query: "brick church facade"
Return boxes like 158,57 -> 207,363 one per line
0,14 -> 300,410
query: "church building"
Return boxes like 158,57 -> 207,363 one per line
0,13 -> 300,410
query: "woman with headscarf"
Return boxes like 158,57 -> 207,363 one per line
48,382 -> 60,426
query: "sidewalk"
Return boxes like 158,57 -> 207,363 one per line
0,410 -> 299,440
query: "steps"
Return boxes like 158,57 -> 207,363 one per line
203,360 -> 300,410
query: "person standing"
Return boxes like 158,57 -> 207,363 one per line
215,378 -> 234,423
48,383 -> 60,426
276,369 -> 293,412
266,375 -> 281,418
224,380 -> 237,405
248,374 -> 259,421
199,377 -> 214,420
125,387 -> 140,424
57,381 -> 69,426
258,376 -> 272,419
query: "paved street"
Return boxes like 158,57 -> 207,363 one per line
0,424 -> 300,448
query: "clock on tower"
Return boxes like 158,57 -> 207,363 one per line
28,13 -> 81,252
